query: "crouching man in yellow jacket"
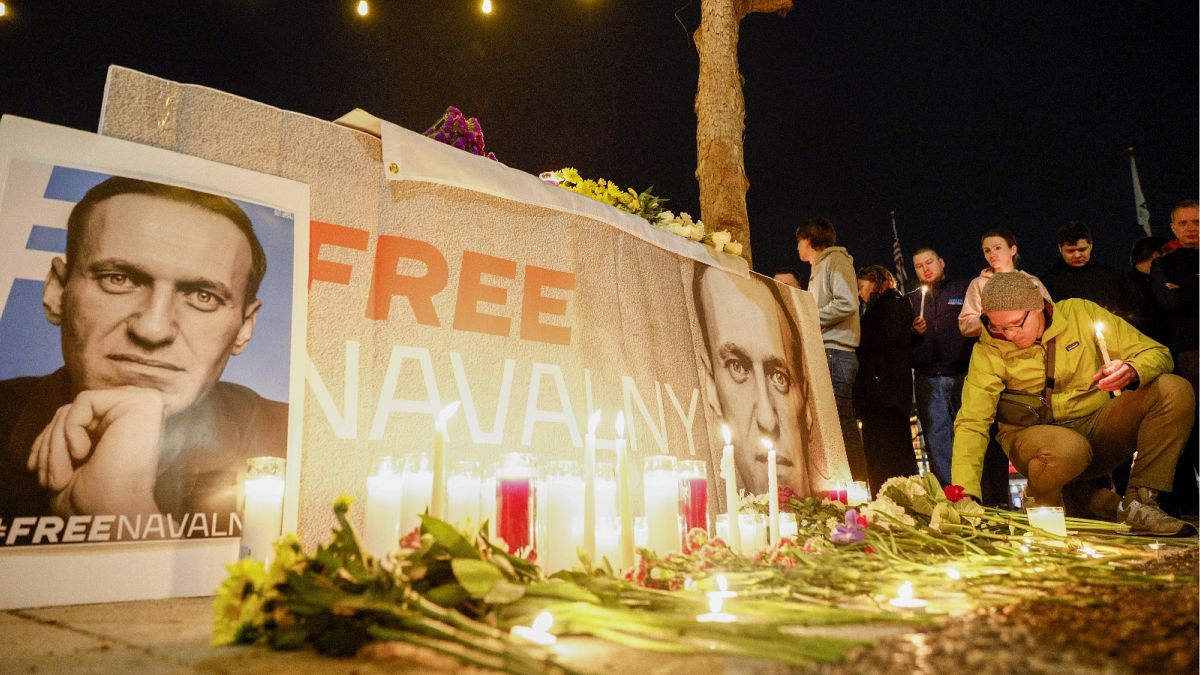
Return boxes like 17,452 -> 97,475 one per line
951,272 -> 1195,536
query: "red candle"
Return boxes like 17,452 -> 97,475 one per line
678,477 -> 709,534
497,477 -> 534,554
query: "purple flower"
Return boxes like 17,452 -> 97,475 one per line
830,508 -> 867,544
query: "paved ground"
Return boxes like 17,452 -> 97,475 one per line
1,548 -> 1195,674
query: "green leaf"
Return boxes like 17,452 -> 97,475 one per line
425,582 -> 471,608
451,558 -> 504,599
483,580 -> 527,605
420,515 -> 480,559
525,580 -> 601,604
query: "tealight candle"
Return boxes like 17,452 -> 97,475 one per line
888,581 -> 928,610
1026,505 -> 1068,536
240,456 -> 286,564
363,455 -> 404,561
697,574 -> 737,623
845,480 -> 871,506
511,611 -> 556,646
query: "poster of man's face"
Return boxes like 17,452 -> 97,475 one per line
694,265 -> 818,496
0,117 -> 306,550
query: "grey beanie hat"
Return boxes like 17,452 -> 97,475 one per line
981,272 -> 1044,313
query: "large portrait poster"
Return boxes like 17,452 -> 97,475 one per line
0,116 -> 308,609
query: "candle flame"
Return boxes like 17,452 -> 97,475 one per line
945,567 -> 961,580
759,438 -> 773,451
921,285 -> 928,294
437,401 -> 461,427
716,574 -> 728,592
588,409 -> 602,435
897,580 -> 914,601
708,593 -> 724,613
721,424 -> 731,445
532,611 -> 553,633
1094,321 -> 1104,334
615,411 -> 625,437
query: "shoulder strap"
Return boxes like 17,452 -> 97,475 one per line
1043,336 -> 1056,421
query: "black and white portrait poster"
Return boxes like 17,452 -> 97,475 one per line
0,116 -> 308,608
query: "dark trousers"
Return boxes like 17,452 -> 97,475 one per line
860,406 -> 918,495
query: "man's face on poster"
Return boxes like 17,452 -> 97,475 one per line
44,193 -> 259,416
699,272 -> 806,495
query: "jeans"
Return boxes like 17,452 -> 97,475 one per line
914,373 -> 964,488
826,348 -> 866,481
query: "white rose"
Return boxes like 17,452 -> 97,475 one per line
724,241 -> 743,256
687,225 -> 705,241
709,230 -> 732,250
671,222 -> 690,238
657,210 -> 675,225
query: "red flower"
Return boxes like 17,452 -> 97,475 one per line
863,545 -> 877,555
856,513 -> 869,528
944,484 -> 968,503
777,486 -> 798,507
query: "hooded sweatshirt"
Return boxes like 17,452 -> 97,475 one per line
808,246 -> 860,351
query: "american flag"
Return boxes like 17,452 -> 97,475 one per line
890,211 -> 909,294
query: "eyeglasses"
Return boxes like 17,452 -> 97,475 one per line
985,310 -> 1031,337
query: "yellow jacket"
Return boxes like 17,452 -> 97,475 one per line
950,298 -> 1173,498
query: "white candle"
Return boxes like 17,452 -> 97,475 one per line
720,424 -> 740,550
510,611 -> 556,645
363,456 -> 404,561
1094,322 -> 1122,397
430,401 -> 461,520
583,410 -> 601,560
400,453 -> 432,535
240,457 -> 286,564
595,463 -> 618,521
643,455 -> 680,554
763,439 -> 779,547
888,581 -> 928,610
481,472 -> 497,539
539,460 -> 584,573
697,576 -> 738,623
596,516 -> 620,564
1026,505 -> 1068,536
779,512 -> 799,539
715,513 -> 766,552
919,285 -> 928,319
615,412 -> 634,569
446,460 -> 482,527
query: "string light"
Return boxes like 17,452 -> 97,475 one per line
481,0 -> 493,14
356,1 -> 369,17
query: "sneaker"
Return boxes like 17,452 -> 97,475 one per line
1118,488 -> 1198,537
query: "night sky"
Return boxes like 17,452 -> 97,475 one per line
1,1 -> 1196,283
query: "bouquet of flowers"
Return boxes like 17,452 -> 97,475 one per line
423,105 -> 498,161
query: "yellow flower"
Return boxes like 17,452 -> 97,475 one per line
211,557 -> 268,646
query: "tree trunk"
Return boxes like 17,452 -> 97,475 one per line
694,0 -> 792,263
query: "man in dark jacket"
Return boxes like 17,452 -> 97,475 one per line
1124,236 -> 1169,345
1041,221 -> 1128,314
1151,200 -> 1199,517
907,248 -> 972,489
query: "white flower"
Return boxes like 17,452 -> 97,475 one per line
670,222 -> 690,238
724,241 -> 743,256
679,212 -> 695,226
709,230 -> 732,250
860,495 -> 915,531
686,225 -> 705,241
656,210 -> 675,225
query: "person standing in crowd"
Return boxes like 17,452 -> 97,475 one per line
1151,199 -> 1199,517
1124,236 -> 1169,345
959,228 -> 1052,337
951,273 -> 1195,536
772,266 -> 802,289
1040,221 -> 1128,314
907,248 -> 972,488
795,217 -> 867,481
854,265 -> 916,493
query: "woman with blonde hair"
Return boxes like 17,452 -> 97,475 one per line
958,228 -> 1052,337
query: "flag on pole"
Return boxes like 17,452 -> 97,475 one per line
1128,147 -> 1151,236
890,211 -> 909,294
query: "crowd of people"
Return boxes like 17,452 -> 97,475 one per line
774,200 -> 1199,536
